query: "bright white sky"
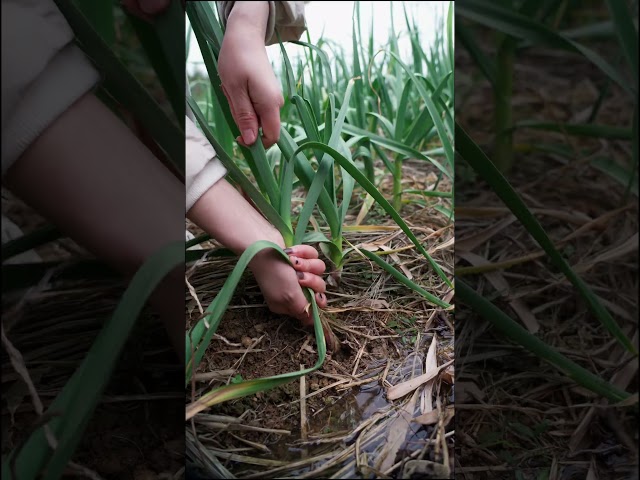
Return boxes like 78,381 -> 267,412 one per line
187,1 -> 450,76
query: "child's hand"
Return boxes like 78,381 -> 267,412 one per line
249,245 -> 328,327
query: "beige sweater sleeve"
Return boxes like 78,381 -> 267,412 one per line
217,1 -> 308,45
185,1 -> 307,212
185,114 -> 227,213
1,0 -> 100,175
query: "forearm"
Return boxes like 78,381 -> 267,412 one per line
225,1 -> 269,38
187,178 -> 284,254
4,92 -> 184,275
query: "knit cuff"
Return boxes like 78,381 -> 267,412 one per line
2,44 -> 100,174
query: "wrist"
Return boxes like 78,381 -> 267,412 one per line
187,179 -> 285,258
234,229 -> 285,256
246,232 -> 287,274
226,1 -> 269,41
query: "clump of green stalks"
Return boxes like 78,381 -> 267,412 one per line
191,2 -> 455,275
278,2 -> 455,214
185,1 -> 453,411
455,0 -> 637,403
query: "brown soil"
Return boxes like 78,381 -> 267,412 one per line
185,160 -> 455,478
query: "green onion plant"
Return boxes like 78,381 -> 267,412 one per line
185,0 -> 454,408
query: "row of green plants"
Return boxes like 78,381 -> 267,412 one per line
191,3 -> 455,212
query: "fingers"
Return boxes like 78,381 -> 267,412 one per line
223,85 -> 259,145
121,0 -> 150,20
315,291 -> 328,309
222,80 -> 283,148
294,310 -> 314,328
290,292 -> 327,327
296,271 -> 326,294
284,245 -> 319,259
255,98 -> 284,149
290,256 -> 326,275
289,295 -> 314,327
232,101 -> 282,149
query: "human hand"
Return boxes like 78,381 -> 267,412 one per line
250,245 -> 328,327
217,2 -> 284,148
188,180 -> 330,341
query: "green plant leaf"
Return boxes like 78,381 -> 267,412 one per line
605,0 -> 638,82
2,241 -> 184,480
73,0 -> 115,46
54,0 -> 185,178
294,79 -> 357,245
456,122 -> 636,355
185,241 -> 327,413
188,98 -> 293,244
125,0 -> 185,120
456,0 -> 635,96
513,121 -> 632,140
357,248 -> 450,308
456,279 -> 632,402
1,225 -> 62,263
289,141 -> 453,289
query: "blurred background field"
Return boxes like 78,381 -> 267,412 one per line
454,0 -> 638,478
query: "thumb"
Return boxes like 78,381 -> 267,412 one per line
224,86 -> 259,146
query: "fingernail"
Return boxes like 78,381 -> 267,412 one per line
283,248 -> 293,255
296,271 -> 305,279
242,129 -> 256,145
319,293 -> 325,300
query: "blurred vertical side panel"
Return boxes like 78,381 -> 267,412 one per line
454,0 -> 638,478
1,1 -> 186,478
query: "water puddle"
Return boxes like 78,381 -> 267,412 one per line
231,348 -> 453,478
